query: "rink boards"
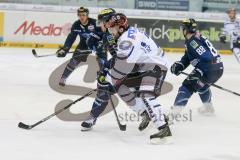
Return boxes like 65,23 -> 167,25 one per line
0,9 -> 233,54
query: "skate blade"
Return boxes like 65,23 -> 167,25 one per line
150,136 -> 174,145
81,127 -> 93,132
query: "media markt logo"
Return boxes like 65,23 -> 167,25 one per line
14,20 -> 71,36
0,12 -> 4,42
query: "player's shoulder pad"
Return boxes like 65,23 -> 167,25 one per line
116,31 -> 135,60
118,30 -> 135,50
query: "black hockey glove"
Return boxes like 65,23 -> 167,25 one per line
97,68 -> 115,94
219,34 -> 226,44
171,61 -> 185,76
56,47 -> 69,57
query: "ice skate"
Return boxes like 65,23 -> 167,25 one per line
198,102 -> 215,116
81,117 -> 97,131
150,124 -> 173,145
138,111 -> 151,131
59,77 -> 66,87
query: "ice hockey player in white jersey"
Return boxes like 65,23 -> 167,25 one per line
219,8 -> 240,63
97,13 -> 172,144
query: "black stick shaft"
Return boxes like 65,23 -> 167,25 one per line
109,94 -> 126,131
32,49 -> 75,58
32,49 -> 91,58
23,89 -> 96,129
181,72 -> 240,97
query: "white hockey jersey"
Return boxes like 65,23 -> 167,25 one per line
107,27 -> 170,84
222,18 -> 240,48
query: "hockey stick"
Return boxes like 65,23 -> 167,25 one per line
18,89 -> 97,130
32,49 -> 92,58
181,72 -> 240,97
109,94 -> 127,131
32,49 -> 75,58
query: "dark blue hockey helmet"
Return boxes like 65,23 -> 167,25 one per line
180,18 -> 197,33
97,8 -> 116,23
77,7 -> 89,16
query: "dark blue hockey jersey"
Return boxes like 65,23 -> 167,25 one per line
180,32 -> 222,72
63,18 -> 101,49
87,30 -> 117,56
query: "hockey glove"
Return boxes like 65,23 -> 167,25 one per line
219,35 -> 226,44
97,69 -> 115,94
56,47 -> 69,57
171,61 -> 185,76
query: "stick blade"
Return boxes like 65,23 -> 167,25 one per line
120,124 -> 127,131
32,49 -> 38,58
18,122 -> 32,130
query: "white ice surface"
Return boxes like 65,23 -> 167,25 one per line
0,48 -> 240,160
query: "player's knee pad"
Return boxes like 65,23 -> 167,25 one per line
118,85 -> 136,106
174,85 -> 193,106
96,89 -> 110,102
139,66 -> 167,97
117,85 -> 145,114
140,93 -> 165,128
198,87 -> 212,104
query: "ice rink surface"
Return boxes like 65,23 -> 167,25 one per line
0,48 -> 240,160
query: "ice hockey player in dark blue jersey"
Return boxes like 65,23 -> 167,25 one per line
170,19 -> 224,116
80,8 -> 117,131
56,7 -> 103,86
